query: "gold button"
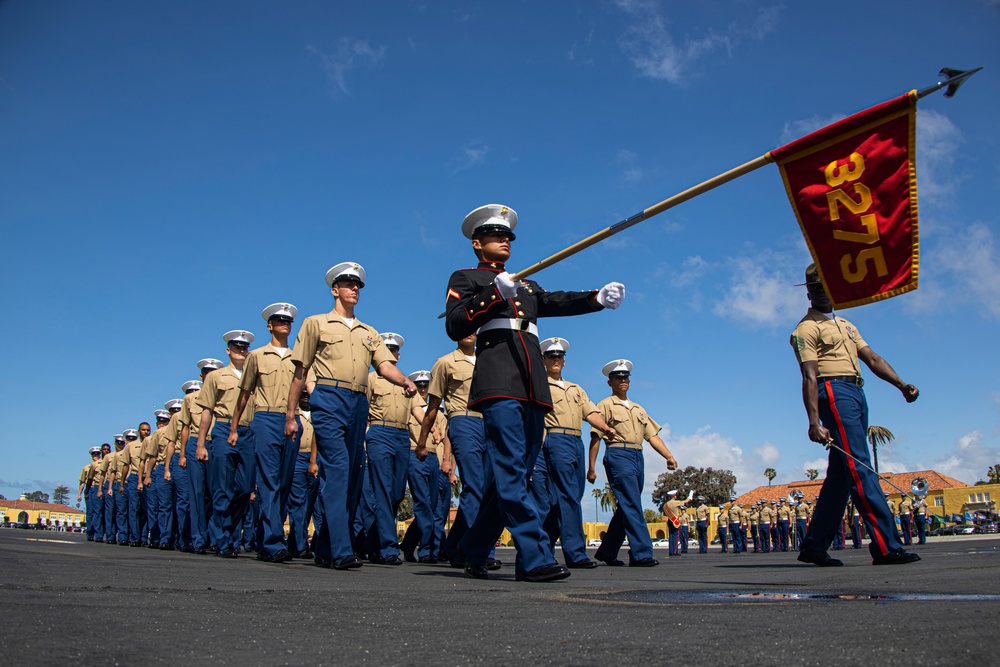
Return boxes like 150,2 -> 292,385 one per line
480,302 -> 485,306
518,311 -> 524,316
515,301 -> 521,306
491,295 -> 496,300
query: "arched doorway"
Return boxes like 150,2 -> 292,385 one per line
17,511 -> 29,523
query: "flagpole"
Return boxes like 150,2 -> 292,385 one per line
509,66 -> 982,283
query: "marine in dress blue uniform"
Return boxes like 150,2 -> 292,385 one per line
793,264 -> 921,567
444,204 -> 624,582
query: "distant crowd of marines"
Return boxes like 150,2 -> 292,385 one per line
76,201 -> 923,580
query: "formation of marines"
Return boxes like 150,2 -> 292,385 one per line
76,204 -> 921,578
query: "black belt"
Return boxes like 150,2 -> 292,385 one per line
818,375 -> 864,386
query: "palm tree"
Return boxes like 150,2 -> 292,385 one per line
764,468 -> 776,486
867,425 -> 895,473
592,482 -> 617,512
987,464 -> 1000,484
806,469 -> 819,481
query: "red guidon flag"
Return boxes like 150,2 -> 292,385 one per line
768,91 -> 919,309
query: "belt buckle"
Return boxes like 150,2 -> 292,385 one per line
517,319 -> 529,331
855,376 -> 864,387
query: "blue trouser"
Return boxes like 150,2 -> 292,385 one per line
760,524 -> 771,552
802,380 -> 903,559
462,399 -> 552,574
114,484 -> 127,543
310,385 -> 369,562
445,415 -> 493,561
718,526 -> 728,552
287,450 -> 320,556
84,487 -> 95,539
208,422 -> 255,553
915,514 -> 927,544
146,471 -> 161,546
252,412 -> 300,558
680,525 -> 689,553
169,452 -> 192,550
407,450 -> 439,559
124,474 -> 142,544
731,521 -> 744,552
539,433 -> 589,565
184,437 -> 210,551
750,524 -> 759,551
833,521 -> 845,549
900,514 -> 912,545
851,517 -> 862,547
697,520 -> 708,553
243,494 -> 259,550
668,523 -> 680,555
777,519 -> 790,551
150,464 -> 174,547
595,448 -> 653,562
103,489 -> 115,541
364,424 -> 411,560
355,456 -> 379,557
796,518 -> 808,548
433,469 -> 450,559
88,487 -> 102,540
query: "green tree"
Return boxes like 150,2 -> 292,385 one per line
24,491 -> 49,504
52,485 -> 70,505
764,468 -> 777,486
652,466 -> 736,508
396,489 -> 414,521
867,425 -> 894,473
987,464 -> 1000,484
592,483 -> 617,513
806,469 -> 819,481
643,509 -> 660,523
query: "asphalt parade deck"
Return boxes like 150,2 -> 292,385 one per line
2,530 -> 997,666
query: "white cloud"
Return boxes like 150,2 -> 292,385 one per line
615,149 -> 643,183
713,255 -> 803,327
916,109 -> 964,205
779,114 -> 845,145
613,0 -> 780,84
755,442 -> 781,466
802,457 -> 828,479
452,139 -> 489,172
932,430 -> 1000,485
934,222 -> 1000,320
307,38 -> 387,95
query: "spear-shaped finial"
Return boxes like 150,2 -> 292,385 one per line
917,66 -> 983,100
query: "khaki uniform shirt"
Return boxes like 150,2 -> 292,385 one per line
545,377 -> 597,431
898,498 -> 912,515
592,396 -> 661,449
179,391 -> 210,441
368,371 -> 422,427
791,308 -> 869,378
777,505 -> 791,520
80,463 -> 95,486
195,365 -> 254,427
428,349 -> 480,417
291,311 -> 394,389
696,504 -> 709,521
120,439 -> 144,477
110,448 -> 128,481
759,507 -> 773,524
794,503 -> 810,520
887,499 -> 897,515
241,344 -> 296,413
95,455 -> 113,486
298,412 -> 314,454
914,500 -> 928,516
665,499 -> 685,523
748,508 -> 759,525
408,400 -> 448,452
717,511 -> 729,528
728,505 -> 742,524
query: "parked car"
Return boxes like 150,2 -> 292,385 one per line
930,524 -> 976,536
651,538 -> 670,547
587,539 -> 602,547
974,522 -> 998,534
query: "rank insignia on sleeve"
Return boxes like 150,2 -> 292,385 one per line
447,287 -> 460,301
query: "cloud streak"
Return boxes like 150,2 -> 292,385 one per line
307,38 -> 387,95
614,1 -> 780,84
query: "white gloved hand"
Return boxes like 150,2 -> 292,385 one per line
596,282 -> 625,309
494,272 -> 519,299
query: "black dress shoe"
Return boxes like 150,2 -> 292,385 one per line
516,564 -> 571,583
418,555 -> 438,564
314,555 -> 332,568
382,555 -> 403,565
331,555 -> 363,570
464,563 -> 490,579
195,547 -> 207,555
300,550 -> 314,560
597,556 -> 625,567
255,552 -> 272,562
403,550 -> 417,563
486,557 -> 503,571
273,549 -> 293,563
797,549 -> 843,566
159,544 -> 174,551
872,548 -> 921,565
629,557 -> 659,567
218,548 -> 238,559
566,559 -> 599,569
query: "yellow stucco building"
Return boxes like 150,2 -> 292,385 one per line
0,499 -> 85,529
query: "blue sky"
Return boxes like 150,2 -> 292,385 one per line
2,1 -> 998,516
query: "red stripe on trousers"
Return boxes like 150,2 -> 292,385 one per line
824,381 -> 889,556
